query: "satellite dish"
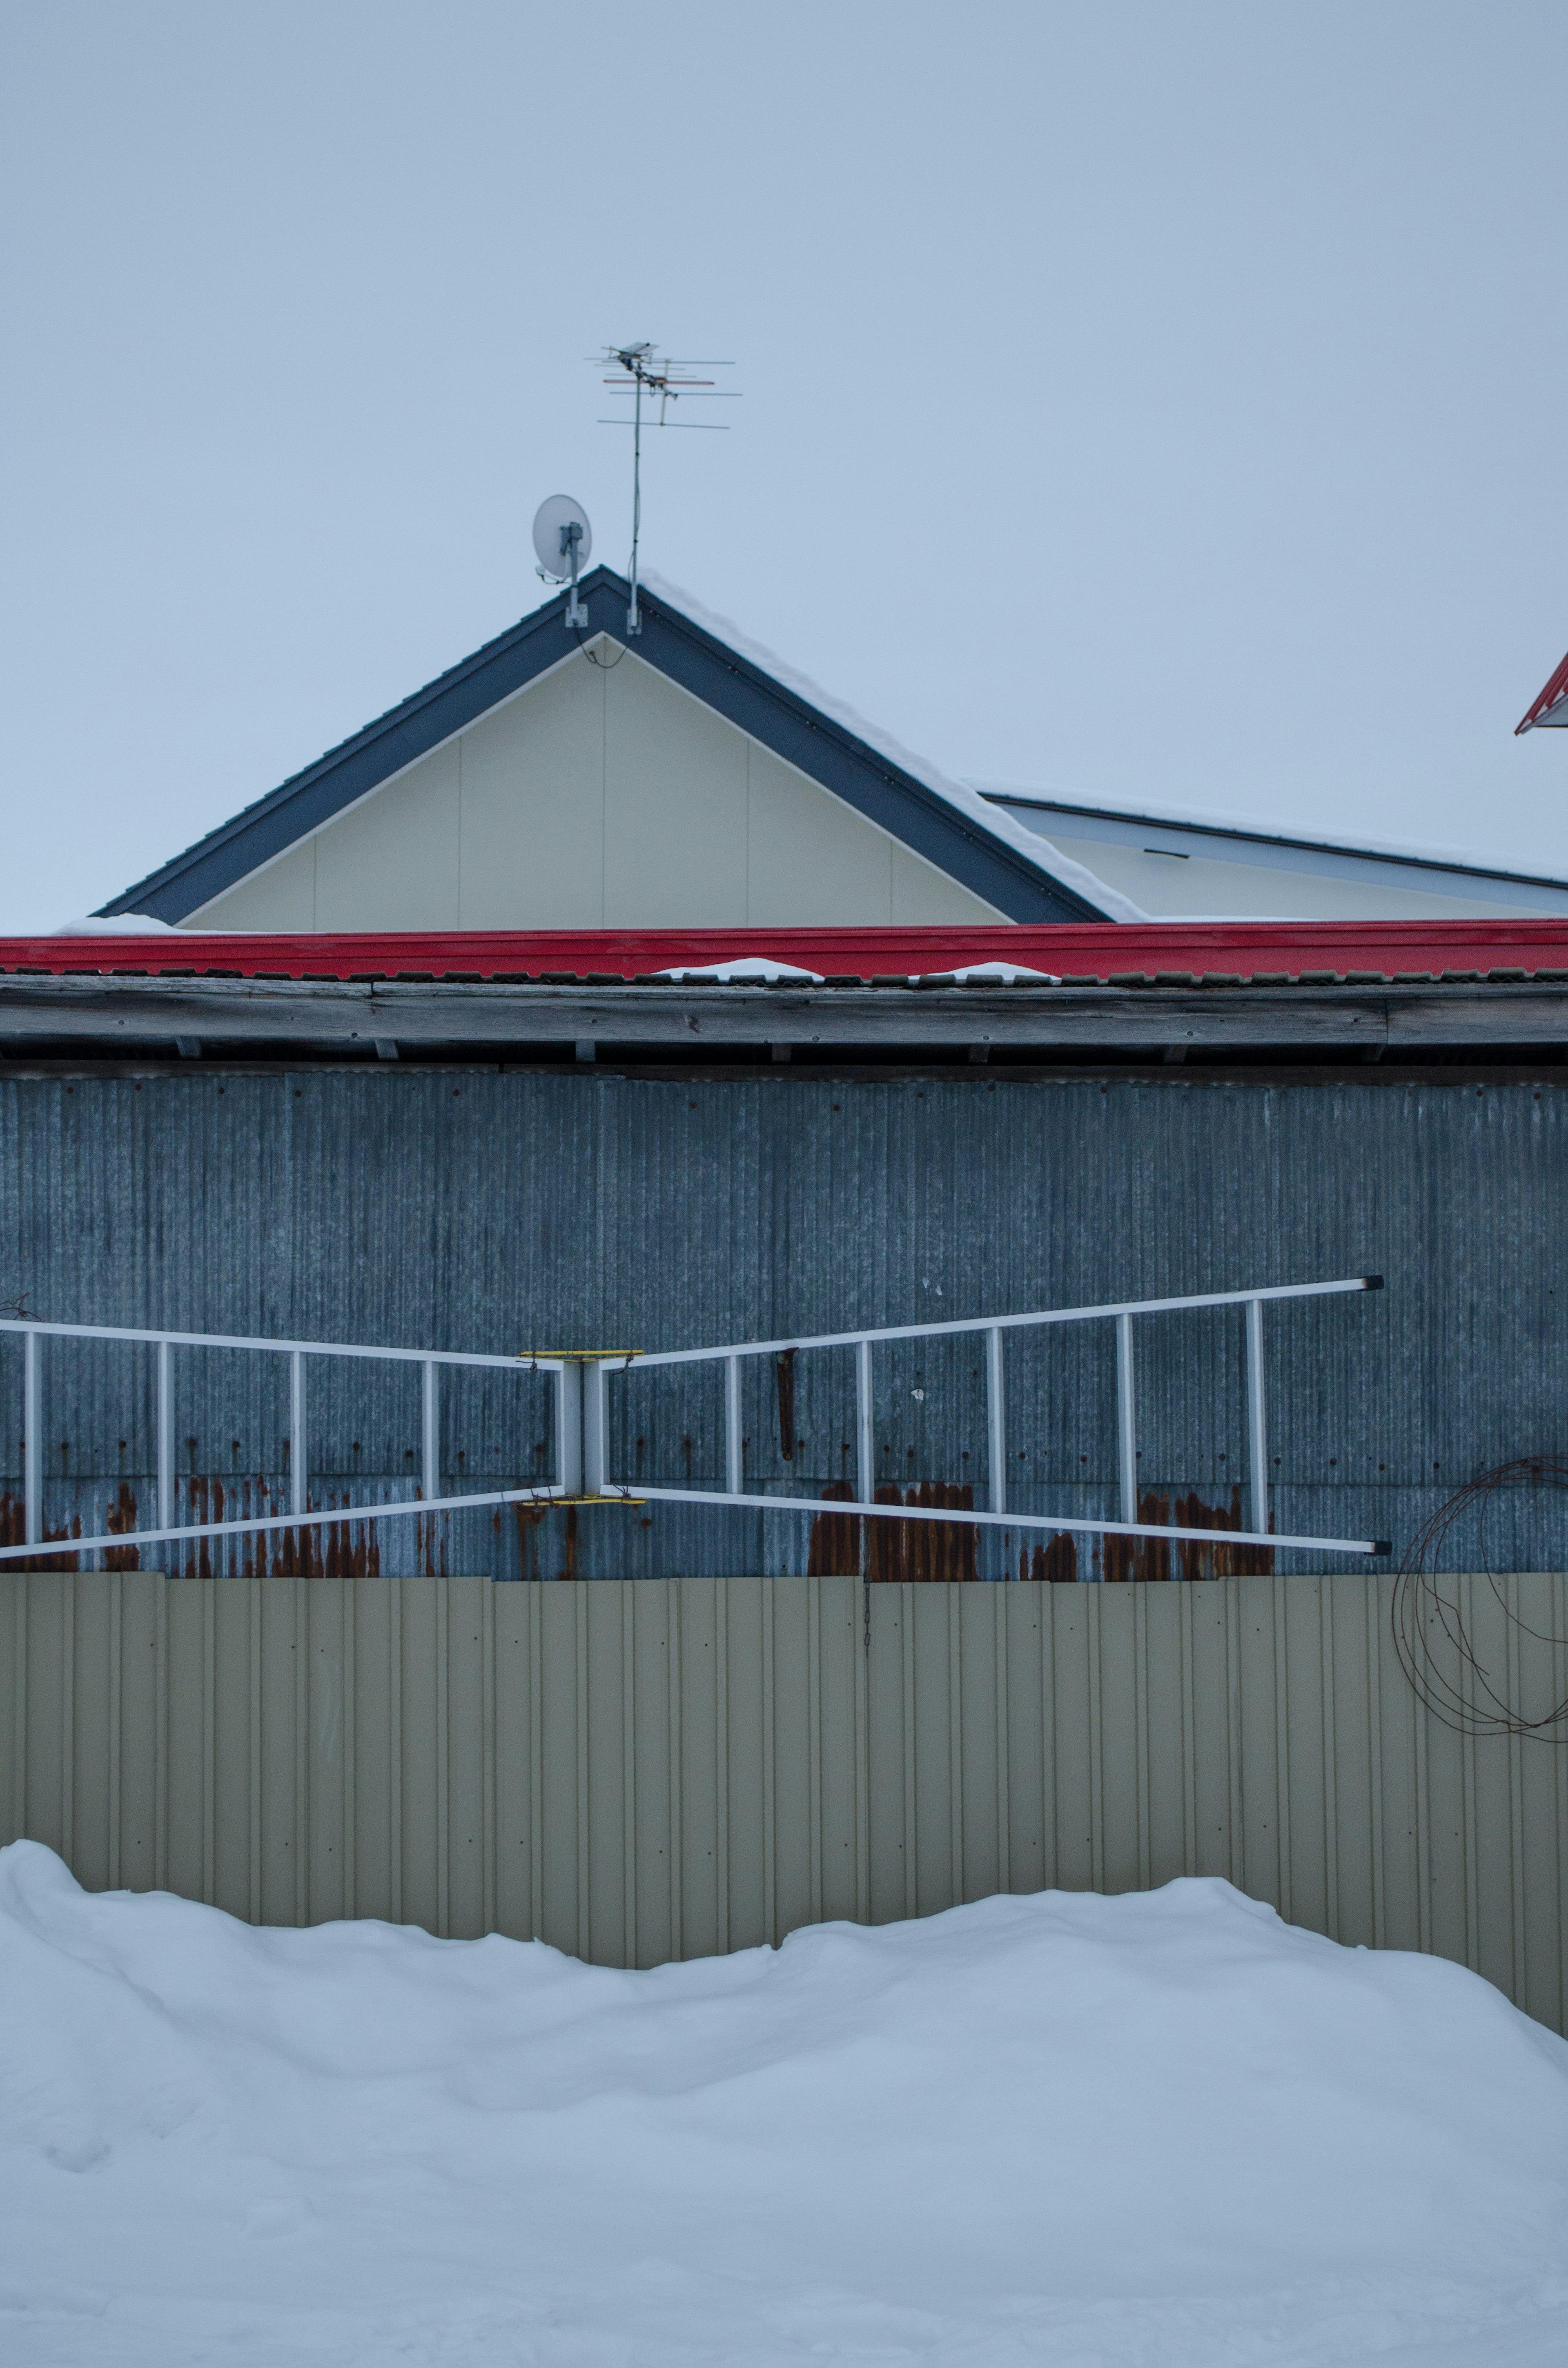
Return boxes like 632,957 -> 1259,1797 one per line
532,495 -> 592,581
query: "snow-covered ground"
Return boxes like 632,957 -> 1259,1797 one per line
3,1842 -> 1566,2367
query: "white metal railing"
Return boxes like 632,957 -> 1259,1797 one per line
0,1275 -> 1390,1568
580,1275 -> 1389,1558
0,1318 -> 571,1564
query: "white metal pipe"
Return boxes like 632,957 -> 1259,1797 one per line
985,1325 -> 1007,1515
0,1480 -> 1388,1568
156,1337 -> 175,1531
0,1315 -> 561,1372
724,1355 -> 743,1496
290,1351 -> 307,1518
422,1359 -> 439,1504
855,1338 -> 874,1503
582,1362 -> 607,1496
557,1365 -> 583,1498
611,1484 -> 1387,1558
1246,1298 -> 1270,1538
619,1275 -> 1380,1369
0,1482 -> 589,1566
1116,1313 -> 1137,1525
23,1329 -> 41,1548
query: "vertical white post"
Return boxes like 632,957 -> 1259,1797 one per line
985,1325 -> 1007,1515
1245,1298 -> 1270,1536
23,1329 -> 41,1548
724,1355 -> 743,1496
582,1361 -> 607,1496
422,1359 -> 439,1505
1115,1312 -> 1137,1526
156,1338 -> 175,1530
855,1339 -> 874,1505
557,1364 -> 583,1498
290,1350 -> 307,1517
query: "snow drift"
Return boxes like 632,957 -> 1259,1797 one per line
2,1840 -> 1566,2366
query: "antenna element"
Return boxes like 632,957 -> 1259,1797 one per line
595,345 -> 737,635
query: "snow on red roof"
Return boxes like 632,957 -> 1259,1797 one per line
5,921 -> 1568,985
1516,648 -> 1568,734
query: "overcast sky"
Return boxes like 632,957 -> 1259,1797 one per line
2,0 -> 1565,931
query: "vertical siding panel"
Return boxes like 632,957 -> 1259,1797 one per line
212,1575 -> 254,1922
70,1572 -> 109,1895
622,1581 -> 639,1966
490,1573 -> 532,1940
445,1576 -> 487,1940
1003,1583 -> 1045,1900
1049,1584 -> 1093,1893
760,1576 -> 777,1946
818,1574 -> 860,1926
1095,1585 -> 1138,1897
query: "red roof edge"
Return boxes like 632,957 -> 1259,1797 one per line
4,920 -> 1568,986
1516,647 -> 1568,734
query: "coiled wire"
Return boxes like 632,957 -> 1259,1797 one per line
1392,1458 -> 1568,1741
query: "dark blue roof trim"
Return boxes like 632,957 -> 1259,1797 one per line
100,571 -> 1108,925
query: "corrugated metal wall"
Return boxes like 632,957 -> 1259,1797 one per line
3,1068 -> 1568,1576
5,1570 -> 1566,2031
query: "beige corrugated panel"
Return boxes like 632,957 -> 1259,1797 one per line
4,1572 -> 1566,2030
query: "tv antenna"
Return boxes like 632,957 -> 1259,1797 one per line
532,494 -> 592,629
595,344 -> 737,635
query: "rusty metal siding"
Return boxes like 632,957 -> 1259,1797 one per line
4,1570 -> 1565,2031
2,1070 -> 1567,1577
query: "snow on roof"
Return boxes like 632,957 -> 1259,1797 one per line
638,573 -> 1149,923
972,777 -> 1568,890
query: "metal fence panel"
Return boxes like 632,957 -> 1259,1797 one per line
3,1570 -> 1566,2031
4,1069 -> 1568,1579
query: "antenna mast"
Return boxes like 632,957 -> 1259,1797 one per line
597,344 -> 737,636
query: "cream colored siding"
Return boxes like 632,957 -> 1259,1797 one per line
891,841 -> 1006,923
602,652 -> 750,925
205,836 -> 316,928
457,658 -> 606,928
187,646 -> 1007,930
7,1568 -> 1566,2031
746,743 -> 900,923
314,741 -> 462,928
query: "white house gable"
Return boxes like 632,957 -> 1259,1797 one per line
189,644 -> 1005,930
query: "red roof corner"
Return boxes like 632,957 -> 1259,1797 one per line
1517,647 -> 1568,734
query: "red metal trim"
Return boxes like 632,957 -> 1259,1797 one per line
1517,647 -> 1568,734
7,920 -> 1568,984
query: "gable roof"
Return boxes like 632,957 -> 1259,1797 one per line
98,569 -> 1121,927
1517,645 -> 1568,734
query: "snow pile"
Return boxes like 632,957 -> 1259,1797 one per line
913,960 -> 1062,984
48,914 -> 180,936
3,1843 -> 1567,2367
651,956 -> 826,983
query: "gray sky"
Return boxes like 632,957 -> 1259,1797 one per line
2,0 -> 1564,932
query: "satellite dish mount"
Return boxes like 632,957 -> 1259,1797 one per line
531,495 -> 593,630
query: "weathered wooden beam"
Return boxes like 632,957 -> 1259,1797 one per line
2,976 -> 1567,1051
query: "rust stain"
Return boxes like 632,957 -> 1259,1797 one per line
1018,1534 -> 1078,1583
869,1481 -> 978,1583
561,1503 -> 578,1582
807,1479 -> 859,1576
512,1500 -> 547,1579
0,1492 -> 81,1571
104,1481 -> 140,1570
1173,1486 -> 1274,1579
